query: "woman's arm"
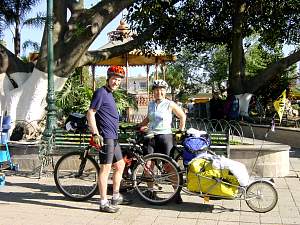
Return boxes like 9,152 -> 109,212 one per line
138,116 -> 149,127
170,101 -> 186,131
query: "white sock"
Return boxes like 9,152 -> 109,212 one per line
112,192 -> 120,200
100,199 -> 108,206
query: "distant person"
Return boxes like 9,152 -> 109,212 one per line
210,92 -> 223,119
187,99 -> 194,116
224,94 -> 240,120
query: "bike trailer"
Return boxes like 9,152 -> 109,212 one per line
182,136 -> 210,165
187,157 -> 239,197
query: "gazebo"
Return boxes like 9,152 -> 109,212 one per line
90,19 -> 176,96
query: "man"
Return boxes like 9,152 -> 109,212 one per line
87,65 -> 130,213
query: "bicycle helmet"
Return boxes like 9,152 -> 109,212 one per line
107,66 -> 125,79
152,79 -> 168,90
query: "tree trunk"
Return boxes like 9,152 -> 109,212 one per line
229,0 -> 247,95
14,20 -> 20,57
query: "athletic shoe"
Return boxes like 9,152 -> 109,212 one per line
99,202 -> 119,213
111,194 -> 132,206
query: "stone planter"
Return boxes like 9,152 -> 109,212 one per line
230,139 -> 290,177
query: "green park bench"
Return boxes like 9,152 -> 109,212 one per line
49,124 -> 136,156
48,127 -> 229,158
50,128 -> 92,155
208,131 -> 230,157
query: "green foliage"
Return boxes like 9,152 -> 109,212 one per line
0,0 -> 44,55
56,67 -> 138,118
74,22 -> 86,37
22,12 -> 45,28
127,0 -> 300,95
200,45 -> 230,95
55,67 -> 93,117
244,41 -> 297,102
22,40 -> 40,52
128,0 -> 300,52
245,42 -> 284,77
113,89 -> 138,113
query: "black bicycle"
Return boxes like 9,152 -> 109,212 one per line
53,128 -> 183,205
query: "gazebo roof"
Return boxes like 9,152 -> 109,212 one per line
93,39 -> 176,66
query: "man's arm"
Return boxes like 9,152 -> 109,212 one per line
87,108 -> 99,135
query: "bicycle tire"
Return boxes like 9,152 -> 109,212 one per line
246,180 -> 278,213
54,151 -> 99,201
133,153 -> 183,205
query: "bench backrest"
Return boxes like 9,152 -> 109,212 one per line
52,129 -> 91,155
208,131 -> 229,156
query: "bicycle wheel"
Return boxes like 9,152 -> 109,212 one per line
54,151 -> 99,201
246,180 -> 278,213
133,153 -> 183,205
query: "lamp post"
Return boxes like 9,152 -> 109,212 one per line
43,0 -> 56,141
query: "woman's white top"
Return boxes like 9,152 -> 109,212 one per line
148,99 -> 173,134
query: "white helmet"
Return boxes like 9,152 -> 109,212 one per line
152,79 -> 168,90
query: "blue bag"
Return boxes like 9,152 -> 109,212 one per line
183,136 -> 210,152
182,136 -> 210,165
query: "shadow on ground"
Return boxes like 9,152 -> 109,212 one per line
0,174 -> 248,214
290,148 -> 300,158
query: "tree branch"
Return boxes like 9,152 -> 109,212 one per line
0,44 -> 34,75
80,24 -> 158,67
246,49 -> 300,93
37,0 -> 135,77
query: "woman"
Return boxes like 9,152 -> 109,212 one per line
139,79 -> 186,203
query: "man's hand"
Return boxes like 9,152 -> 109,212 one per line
93,134 -> 104,147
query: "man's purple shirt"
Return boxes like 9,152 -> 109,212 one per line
90,86 -> 119,139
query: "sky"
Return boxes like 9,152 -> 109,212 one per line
2,0 -> 150,78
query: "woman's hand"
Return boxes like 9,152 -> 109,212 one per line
139,126 -> 149,132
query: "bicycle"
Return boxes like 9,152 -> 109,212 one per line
54,125 -> 278,212
53,127 -> 183,205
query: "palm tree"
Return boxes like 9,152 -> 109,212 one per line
0,0 -> 44,56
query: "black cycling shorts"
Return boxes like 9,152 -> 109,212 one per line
147,134 -> 174,156
99,139 -> 123,164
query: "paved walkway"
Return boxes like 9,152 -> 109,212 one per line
0,151 -> 300,225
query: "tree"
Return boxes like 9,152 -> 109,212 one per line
0,0 -> 44,56
1,0 -> 299,131
0,0 -> 163,131
128,0 -> 300,95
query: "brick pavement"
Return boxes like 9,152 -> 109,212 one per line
0,153 -> 299,225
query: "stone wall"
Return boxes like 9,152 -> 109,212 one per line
240,124 -> 300,148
